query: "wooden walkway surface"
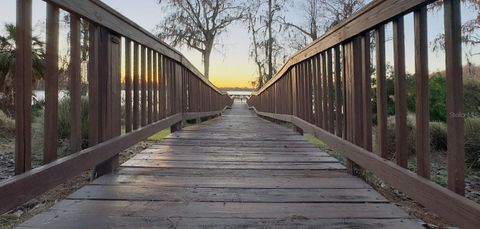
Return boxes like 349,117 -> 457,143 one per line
19,102 -> 422,228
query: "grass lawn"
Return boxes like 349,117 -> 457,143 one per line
303,134 -> 330,151
148,129 -> 171,141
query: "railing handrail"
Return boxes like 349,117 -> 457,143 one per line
247,0 -> 480,228
0,0 -> 233,214
48,0 -> 226,95
253,0 -> 432,96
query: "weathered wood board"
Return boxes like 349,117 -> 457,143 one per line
19,102 -> 422,228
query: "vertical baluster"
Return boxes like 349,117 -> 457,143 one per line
310,60 -> 314,122
353,37 -> 364,147
302,63 -> 307,120
291,66 -> 298,124
342,45 -> 348,139
444,0 -> 464,195
361,32 -> 372,151
70,14 -> 82,153
125,38 -> 132,133
147,49 -> 153,124
160,55 -> 165,118
414,6 -> 430,179
316,55 -> 323,128
44,4 -> 59,163
141,46 -> 147,126
343,42 -> 354,173
334,46 -> 342,137
393,17 -> 408,167
153,52 -> 158,121
169,60 -> 174,115
303,60 -> 310,122
88,24 -> 99,145
303,62 -> 308,120
327,49 -> 335,133
376,24 -> 388,159
15,0 -> 32,174
322,52 -> 328,129
133,43 -> 140,129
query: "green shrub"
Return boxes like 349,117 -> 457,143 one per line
384,113 -> 417,159
57,96 -> 89,150
371,73 -> 448,123
0,110 -> 15,132
428,74 -> 447,122
430,121 -> 447,151
31,96 -> 89,157
0,110 -> 15,139
465,117 -> 480,168
464,78 -> 480,116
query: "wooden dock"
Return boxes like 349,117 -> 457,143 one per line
19,102 -> 422,228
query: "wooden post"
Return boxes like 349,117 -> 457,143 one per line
133,43 -> 140,129
376,25 -> 388,159
141,46 -> 147,126
444,0 -> 464,195
334,46 -> 342,137
15,0 -> 32,174
291,66 -> 303,135
125,38 -> 132,133
393,17 -> 408,168
170,63 -> 183,133
92,27 -> 122,177
44,4 -> 59,164
361,33 -> 372,151
69,14 -> 82,153
414,6 -> 430,179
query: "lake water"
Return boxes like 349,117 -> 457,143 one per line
32,90 -> 253,104
226,91 -> 252,96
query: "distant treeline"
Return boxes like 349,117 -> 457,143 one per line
219,87 -> 254,92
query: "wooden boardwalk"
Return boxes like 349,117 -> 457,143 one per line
19,102 -> 422,228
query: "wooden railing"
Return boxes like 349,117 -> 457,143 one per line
247,0 -> 480,228
0,0 -> 232,214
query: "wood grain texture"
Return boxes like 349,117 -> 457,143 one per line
393,17 -> 408,168
44,4 -> 59,163
88,24 -> 100,146
414,7 -> 430,179
444,0 -> 465,196
69,14 -> 82,153
375,25 -> 387,158
141,46 -> 147,126
124,38 -> 132,133
15,0 -> 33,174
334,46 -> 342,137
250,107 -> 480,229
133,42 -> 140,130
361,33 -> 372,151
20,102 -> 419,228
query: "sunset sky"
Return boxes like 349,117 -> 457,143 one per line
0,0 -> 479,88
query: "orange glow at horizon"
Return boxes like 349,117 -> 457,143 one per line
120,38 -> 256,89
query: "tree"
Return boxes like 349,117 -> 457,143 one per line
155,0 -> 243,79
245,0 -> 286,89
0,23 -> 45,112
281,0 -> 322,42
282,0 -> 366,51
246,3 -> 267,88
430,0 -> 480,54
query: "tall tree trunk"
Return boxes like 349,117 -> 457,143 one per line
203,40 -> 213,79
203,51 -> 210,79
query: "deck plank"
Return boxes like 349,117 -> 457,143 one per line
20,102 -> 421,228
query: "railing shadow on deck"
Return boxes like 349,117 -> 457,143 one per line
247,0 -> 480,228
0,0 -> 233,215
